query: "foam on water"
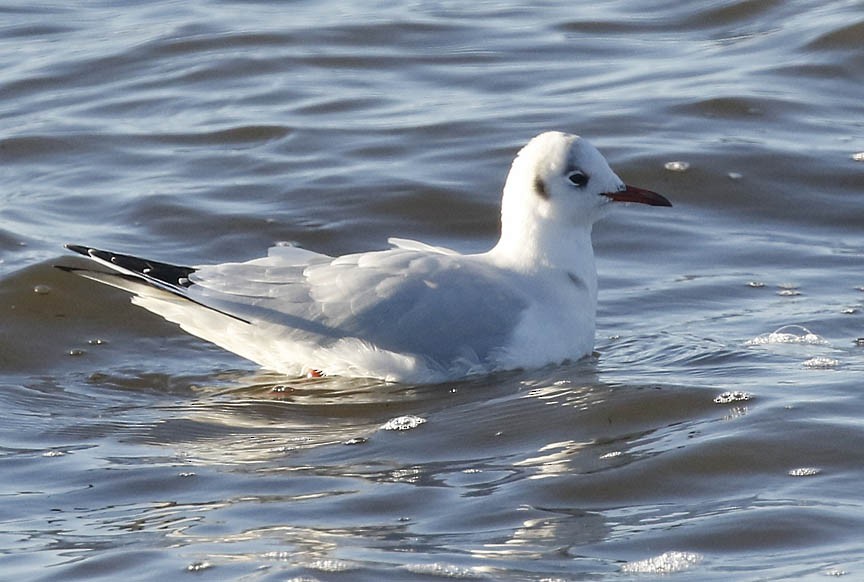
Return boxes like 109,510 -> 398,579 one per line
803,357 -> 840,369
714,391 -> 753,404
788,467 -> 822,477
380,415 -> 427,431
620,551 -> 703,574
296,558 -> 359,572
402,563 -> 488,579
745,325 -> 829,346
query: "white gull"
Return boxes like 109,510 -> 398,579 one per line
63,131 -> 671,383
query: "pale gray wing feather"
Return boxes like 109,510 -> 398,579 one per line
187,243 -> 529,366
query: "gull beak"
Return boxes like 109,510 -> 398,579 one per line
605,185 -> 672,207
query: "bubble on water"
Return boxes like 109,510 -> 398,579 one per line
714,391 -> 752,404
727,171 -> 743,180
803,357 -> 839,369
788,467 -> 821,477
745,325 -> 828,346
664,160 -> 690,172
381,415 -> 427,431
824,566 -> 849,576
186,561 -> 212,572
621,551 -> 703,574
33,284 -> 52,295
402,562 -> 488,578
852,152 -> 864,162
776,284 -> 801,296
342,437 -> 368,445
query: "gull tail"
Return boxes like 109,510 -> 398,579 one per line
59,244 -> 250,324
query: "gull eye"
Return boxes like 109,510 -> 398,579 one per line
567,170 -> 589,188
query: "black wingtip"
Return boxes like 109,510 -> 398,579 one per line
65,244 -> 92,257
63,244 -> 196,288
65,244 -> 114,263
59,246 -> 251,325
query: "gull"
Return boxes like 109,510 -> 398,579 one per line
63,131 -> 671,383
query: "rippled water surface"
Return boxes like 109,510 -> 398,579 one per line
2,0 -> 864,579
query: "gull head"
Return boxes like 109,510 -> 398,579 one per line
492,131 -> 671,269
500,131 -> 670,230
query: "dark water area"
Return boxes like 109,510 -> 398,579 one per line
2,0 -> 864,579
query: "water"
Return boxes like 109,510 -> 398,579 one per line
2,0 -> 863,579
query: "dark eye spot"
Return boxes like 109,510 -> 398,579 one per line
567,271 -> 586,289
568,171 -> 588,188
534,176 -> 549,199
